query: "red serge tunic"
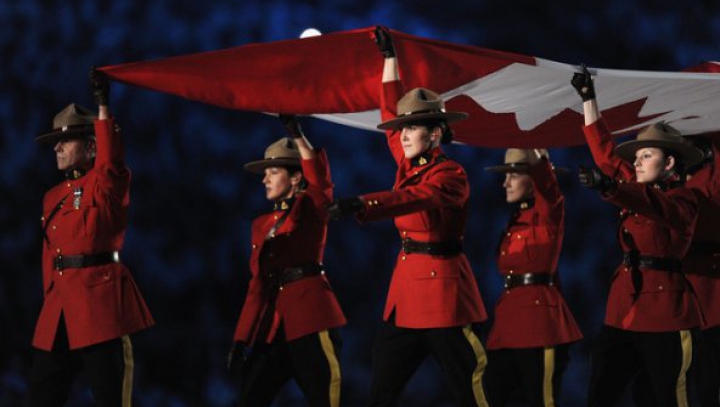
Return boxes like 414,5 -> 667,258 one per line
33,118 -> 154,351
684,140 -> 720,329
486,160 -> 582,349
583,120 -> 702,332
356,80 -> 487,329
233,150 -> 346,345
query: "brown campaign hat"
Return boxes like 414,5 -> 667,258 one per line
377,88 -> 468,130
485,148 -> 568,173
36,103 -> 97,144
244,137 -> 301,174
614,122 -> 704,167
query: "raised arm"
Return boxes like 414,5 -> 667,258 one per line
89,66 -> 130,206
527,151 -> 563,226
686,138 -> 720,204
279,114 -> 332,206
572,66 -> 634,181
375,26 -> 405,165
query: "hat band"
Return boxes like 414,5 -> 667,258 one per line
265,156 -> 300,160
398,108 -> 446,118
57,124 -> 94,133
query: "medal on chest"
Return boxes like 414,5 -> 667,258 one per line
73,187 -> 83,210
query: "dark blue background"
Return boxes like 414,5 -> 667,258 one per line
2,1 -> 719,406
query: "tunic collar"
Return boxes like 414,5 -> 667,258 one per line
273,197 -> 295,211
64,168 -> 86,180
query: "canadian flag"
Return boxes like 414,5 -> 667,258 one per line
101,27 -> 720,147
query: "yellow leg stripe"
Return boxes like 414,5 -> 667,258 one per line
121,335 -> 134,407
543,347 -> 556,407
318,330 -> 341,407
676,330 -> 692,407
463,325 -> 489,407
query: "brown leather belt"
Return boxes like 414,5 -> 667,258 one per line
623,252 -> 681,272
53,251 -> 120,271
402,238 -> 462,256
267,264 -> 324,289
503,273 -> 555,290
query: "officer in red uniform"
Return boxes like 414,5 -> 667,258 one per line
631,136 -> 720,407
28,69 -> 154,407
680,135 -> 720,407
228,115 -> 346,407
327,27 -> 488,407
483,148 -> 583,406
572,67 -> 704,407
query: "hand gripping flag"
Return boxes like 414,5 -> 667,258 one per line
101,27 -> 720,147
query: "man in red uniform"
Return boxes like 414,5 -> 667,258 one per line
483,149 -> 582,406
572,67 -> 703,407
229,115 -> 346,407
28,69 -> 154,407
327,27 -> 488,407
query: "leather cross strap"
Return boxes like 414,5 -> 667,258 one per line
265,208 -> 292,241
42,193 -> 71,245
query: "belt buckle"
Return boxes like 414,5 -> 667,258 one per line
54,255 -> 64,271
504,274 -> 512,290
402,238 -> 411,254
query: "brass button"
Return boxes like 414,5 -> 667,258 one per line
517,235 -> 522,239
40,216 -> 45,221
104,275 -> 110,280
66,182 -> 71,187
52,225 -> 57,230
403,231 -> 407,236
56,248 -> 61,254
535,300 -> 540,305
624,267 -> 629,272
430,271 -> 436,277
658,285 -> 663,290
58,271 -> 63,276
401,255 -> 406,260
501,251 -> 506,256
509,269 -> 514,274
623,228 -> 629,234
506,232 -> 511,237
279,286 -> 284,291
274,215 -> 279,220
252,244 -> 257,249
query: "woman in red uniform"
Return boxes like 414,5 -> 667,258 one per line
228,116 -> 346,407
327,27 -> 488,407
682,136 -> 720,407
483,148 -> 582,406
572,67 -> 704,407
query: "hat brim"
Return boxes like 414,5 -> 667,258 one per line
377,111 -> 468,131
614,139 -> 704,167
35,125 -> 95,144
484,163 -> 569,174
244,158 -> 301,174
